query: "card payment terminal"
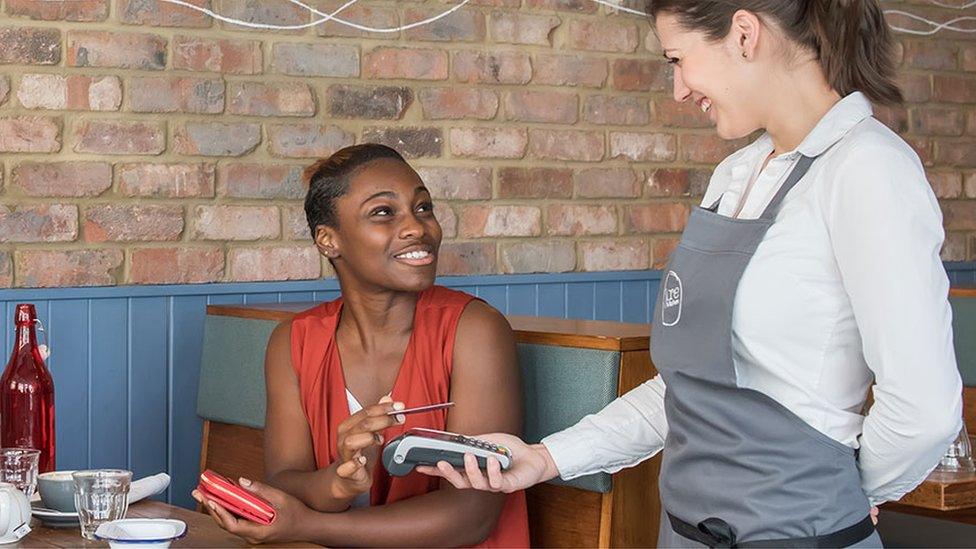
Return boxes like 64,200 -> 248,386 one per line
382,427 -> 513,476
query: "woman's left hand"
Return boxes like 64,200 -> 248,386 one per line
192,477 -> 312,545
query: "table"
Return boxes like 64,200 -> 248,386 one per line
22,500 -> 318,547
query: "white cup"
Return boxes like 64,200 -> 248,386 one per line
0,482 -> 31,540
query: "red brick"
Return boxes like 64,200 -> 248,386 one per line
613,59 -> 670,92
118,163 -> 215,198
361,127 -> 442,159
896,73 -> 931,103
315,2 -> 399,39
67,30 -> 166,70
129,76 -> 224,114
529,129 -> 603,161
214,0 -> 307,33
129,247 -> 224,284
943,201 -> 976,231
118,0 -> 210,27
0,204 -> 77,242
174,122 -> 260,157
610,132 -> 676,162
404,7 -> 485,42
272,43 -> 359,77
0,116 -> 61,153
282,204 -> 309,240
505,90 -> 578,124
652,99 -> 712,128
13,161 -> 111,197
524,0 -> 596,12
874,105 -> 909,134
498,167 -> 573,199
575,168 -> 641,198
219,163 -> 304,199
491,11 -> 560,45
0,27 -> 60,65
435,202 -> 457,239
579,240 -> 648,271
268,124 -> 354,159
626,203 -> 690,233
330,85 -> 413,120
933,75 -> 976,104
461,205 -> 541,237
500,241 -> 575,274
646,168 -> 705,197
173,35 -> 262,74
17,249 -> 123,287
547,204 -> 617,236
453,51 -> 532,85
928,171 -> 963,199
416,167 -> 492,200
569,19 -> 637,53
653,237 -> 680,269
906,137 -> 934,168
6,0 -> 108,21
936,141 -> 976,168
679,134 -> 746,164
966,172 -> 976,198
585,95 -> 650,126
533,54 -> 607,88
18,74 -> 122,111
419,88 -> 498,120
436,242 -> 496,275
902,40 -> 957,71
450,127 -> 527,159
0,76 -> 8,106
74,119 -> 164,155
941,233 -> 968,262
913,106 -> 966,136
228,246 -> 320,282
84,204 -> 183,242
0,253 -> 11,288
227,81 -> 314,117
191,205 -> 279,240
963,45 -> 976,72
364,47 -> 448,80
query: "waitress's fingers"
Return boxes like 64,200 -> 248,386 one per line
463,453 -> 492,491
432,460 -> 472,489
485,456 -> 505,491
870,506 -> 879,525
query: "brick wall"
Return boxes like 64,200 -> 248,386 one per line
0,0 -> 972,287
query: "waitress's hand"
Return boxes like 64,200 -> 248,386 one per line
192,478 -> 311,545
332,395 -> 404,499
870,506 -> 879,525
416,433 -> 559,493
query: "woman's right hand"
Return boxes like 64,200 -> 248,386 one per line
332,396 -> 404,499
416,433 -> 558,494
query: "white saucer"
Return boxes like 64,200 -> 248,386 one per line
30,501 -> 78,528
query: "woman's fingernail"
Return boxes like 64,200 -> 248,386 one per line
239,477 -> 251,487
396,414 -> 405,423
209,501 -> 217,511
359,455 -> 367,464
393,402 -> 405,411
376,434 -> 384,444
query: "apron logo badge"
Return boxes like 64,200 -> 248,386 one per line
662,270 -> 682,327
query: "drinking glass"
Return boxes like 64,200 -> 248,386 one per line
937,424 -> 975,473
72,469 -> 131,540
0,448 -> 40,498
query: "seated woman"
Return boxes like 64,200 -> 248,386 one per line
192,144 -> 529,547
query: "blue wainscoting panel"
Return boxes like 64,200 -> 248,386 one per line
0,262 -> 971,510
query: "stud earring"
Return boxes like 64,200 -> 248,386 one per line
741,51 -> 748,59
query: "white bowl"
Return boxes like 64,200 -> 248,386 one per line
94,519 -> 187,549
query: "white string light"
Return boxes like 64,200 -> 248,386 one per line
156,0 -> 975,36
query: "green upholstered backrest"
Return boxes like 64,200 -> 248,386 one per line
197,315 -> 275,429
951,296 -> 976,386
197,314 -> 623,494
518,343 -> 620,493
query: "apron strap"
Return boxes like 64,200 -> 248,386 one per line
668,512 -> 875,548
757,155 -> 816,222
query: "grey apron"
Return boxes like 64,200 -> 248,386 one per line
651,155 -> 881,548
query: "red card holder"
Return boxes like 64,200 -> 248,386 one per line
197,470 -> 277,525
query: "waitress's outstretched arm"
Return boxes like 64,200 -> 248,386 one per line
420,374 -> 669,492
826,141 -> 963,505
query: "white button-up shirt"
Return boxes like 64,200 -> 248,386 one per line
543,93 -> 963,505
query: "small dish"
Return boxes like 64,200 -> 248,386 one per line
95,519 -> 186,549
30,501 -> 78,528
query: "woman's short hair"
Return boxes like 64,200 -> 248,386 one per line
303,143 -> 407,238
645,0 -> 903,105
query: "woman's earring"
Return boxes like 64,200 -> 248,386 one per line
324,247 -> 337,258
741,51 -> 748,59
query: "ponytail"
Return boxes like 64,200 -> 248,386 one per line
645,0 -> 904,105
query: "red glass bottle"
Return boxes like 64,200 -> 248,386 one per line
0,304 -> 55,473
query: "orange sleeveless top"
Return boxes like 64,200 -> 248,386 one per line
290,286 -> 529,548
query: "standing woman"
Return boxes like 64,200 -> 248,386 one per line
421,1 -> 964,546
